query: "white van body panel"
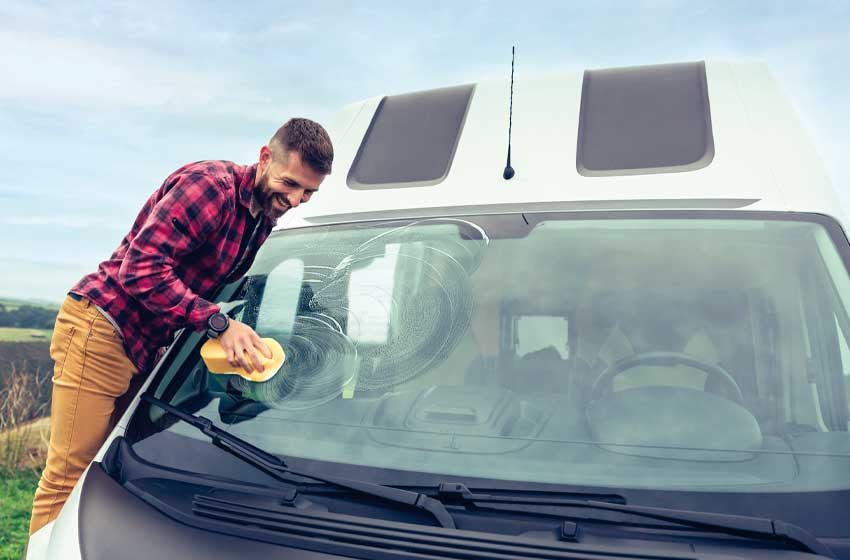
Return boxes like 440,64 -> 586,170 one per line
25,522 -> 52,560
277,61 -> 843,229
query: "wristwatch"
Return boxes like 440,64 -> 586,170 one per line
206,312 -> 230,339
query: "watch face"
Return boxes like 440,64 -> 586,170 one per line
209,313 -> 228,331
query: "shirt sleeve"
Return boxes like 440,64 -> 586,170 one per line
117,172 -> 226,331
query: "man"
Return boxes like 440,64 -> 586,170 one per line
29,118 -> 333,535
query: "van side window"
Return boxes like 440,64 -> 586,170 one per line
516,315 -> 570,359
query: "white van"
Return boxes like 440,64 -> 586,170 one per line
28,60 -> 850,559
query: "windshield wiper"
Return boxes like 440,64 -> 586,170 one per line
423,483 -> 834,558
139,393 -> 832,557
140,394 -> 456,529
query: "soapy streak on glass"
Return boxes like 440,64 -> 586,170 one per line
233,219 -> 489,407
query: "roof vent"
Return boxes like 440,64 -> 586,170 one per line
347,84 -> 474,189
577,61 -> 714,177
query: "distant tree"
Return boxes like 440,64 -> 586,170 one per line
7,305 -> 57,329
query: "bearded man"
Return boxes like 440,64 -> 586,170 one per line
29,118 -> 333,535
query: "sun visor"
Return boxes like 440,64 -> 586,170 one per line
577,61 -> 714,177
347,84 -> 475,189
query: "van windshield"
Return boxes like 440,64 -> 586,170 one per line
134,212 -> 850,493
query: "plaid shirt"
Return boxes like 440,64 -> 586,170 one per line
71,160 -> 274,374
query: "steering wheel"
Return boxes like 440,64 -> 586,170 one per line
588,351 -> 745,405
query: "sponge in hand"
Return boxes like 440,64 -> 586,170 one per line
200,337 -> 285,382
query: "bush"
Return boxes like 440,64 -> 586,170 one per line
0,365 -> 50,477
0,305 -> 57,330
0,365 -> 49,560
0,343 -> 52,418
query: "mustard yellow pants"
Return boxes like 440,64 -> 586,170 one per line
29,295 -> 139,535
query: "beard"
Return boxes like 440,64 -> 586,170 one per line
253,170 -> 290,221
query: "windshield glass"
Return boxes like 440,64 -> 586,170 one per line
133,212 -> 850,493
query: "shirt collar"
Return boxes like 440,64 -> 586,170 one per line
238,162 -> 259,213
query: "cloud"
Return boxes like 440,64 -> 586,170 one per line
0,30 -> 216,110
2,0 -> 849,303
0,29 -> 328,121
255,21 -> 315,39
0,215 -> 126,229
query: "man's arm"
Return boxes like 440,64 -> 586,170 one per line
117,172 -> 226,330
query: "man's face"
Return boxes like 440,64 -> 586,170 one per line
254,147 -> 326,221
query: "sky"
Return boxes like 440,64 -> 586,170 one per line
1,0 -> 849,303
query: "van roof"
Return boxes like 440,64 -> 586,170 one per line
279,60 -> 842,228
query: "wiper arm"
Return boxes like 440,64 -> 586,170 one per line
138,394 -> 831,556
140,394 -> 456,529
429,483 -> 834,558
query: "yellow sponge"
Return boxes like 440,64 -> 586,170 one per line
200,337 -> 285,382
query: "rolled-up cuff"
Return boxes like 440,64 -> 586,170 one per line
185,297 -> 221,331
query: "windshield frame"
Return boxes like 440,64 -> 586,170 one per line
121,208 -> 850,539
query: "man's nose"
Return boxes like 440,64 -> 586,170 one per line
286,190 -> 303,208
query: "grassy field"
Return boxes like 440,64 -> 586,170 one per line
0,417 -> 49,560
0,328 -> 52,343
0,468 -> 40,560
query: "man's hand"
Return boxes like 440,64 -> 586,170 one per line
218,320 -> 273,373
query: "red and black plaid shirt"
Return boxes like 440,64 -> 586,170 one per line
71,160 -> 273,374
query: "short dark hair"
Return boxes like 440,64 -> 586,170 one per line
269,118 -> 334,174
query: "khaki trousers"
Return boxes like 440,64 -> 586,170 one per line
29,295 -> 140,535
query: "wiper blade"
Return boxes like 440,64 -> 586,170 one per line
140,394 -> 456,529
428,483 -> 834,558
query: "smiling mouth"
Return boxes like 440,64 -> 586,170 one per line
273,193 -> 290,212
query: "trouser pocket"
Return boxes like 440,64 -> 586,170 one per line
49,300 -> 80,382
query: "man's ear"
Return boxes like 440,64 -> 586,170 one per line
258,145 -> 273,172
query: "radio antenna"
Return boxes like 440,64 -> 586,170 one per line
503,46 -> 516,181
